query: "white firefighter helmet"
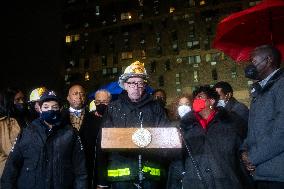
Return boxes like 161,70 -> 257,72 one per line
29,87 -> 47,102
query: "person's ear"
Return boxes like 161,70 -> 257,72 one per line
226,92 -> 232,99
267,56 -> 273,67
67,95 -> 71,103
123,83 -> 128,90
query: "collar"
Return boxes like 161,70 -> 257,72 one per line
69,107 -> 83,113
194,110 -> 217,129
258,68 -> 280,88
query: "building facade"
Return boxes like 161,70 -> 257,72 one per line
62,0 -> 261,105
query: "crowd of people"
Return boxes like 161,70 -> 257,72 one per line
0,44 -> 283,189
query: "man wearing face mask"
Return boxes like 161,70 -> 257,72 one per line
213,81 -> 249,123
62,84 -> 100,189
241,45 -> 284,189
89,89 -> 112,118
89,89 -> 111,188
1,90 -> 88,189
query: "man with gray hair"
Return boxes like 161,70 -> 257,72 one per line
89,89 -> 111,117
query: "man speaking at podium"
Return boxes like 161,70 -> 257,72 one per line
97,61 -> 169,189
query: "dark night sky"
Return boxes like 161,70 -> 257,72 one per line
2,1 -> 64,93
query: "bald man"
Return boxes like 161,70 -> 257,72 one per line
62,84 -> 99,189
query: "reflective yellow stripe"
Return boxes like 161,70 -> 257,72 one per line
108,168 -> 131,177
142,166 -> 161,176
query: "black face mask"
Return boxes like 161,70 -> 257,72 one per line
14,103 -> 28,113
244,64 -> 259,80
96,104 -> 107,115
40,110 -> 61,125
155,97 -> 166,107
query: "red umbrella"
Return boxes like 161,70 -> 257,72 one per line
213,0 -> 284,62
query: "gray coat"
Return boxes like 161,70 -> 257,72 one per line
243,69 -> 284,182
225,97 -> 249,123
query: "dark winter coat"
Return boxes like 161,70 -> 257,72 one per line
225,97 -> 249,123
167,109 -> 245,189
98,92 -> 169,185
243,69 -> 284,182
1,118 -> 88,189
62,109 -> 101,189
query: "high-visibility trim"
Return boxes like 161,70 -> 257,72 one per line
142,166 -> 161,176
108,168 -> 131,177
107,166 -> 161,177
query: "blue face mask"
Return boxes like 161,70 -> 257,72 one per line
40,110 -> 61,125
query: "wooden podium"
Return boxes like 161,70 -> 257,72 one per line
101,127 -> 182,149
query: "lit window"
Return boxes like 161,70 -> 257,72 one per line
205,54 -> 211,62
121,52 -> 133,60
95,6 -> 100,16
65,34 -> 80,44
169,7 -> 175,13
196,55 -> 201,63
102,69 -> 107,75
121,12 -> 132,20
74,34 -> 80,41
84,72 -> 90,81
188,55 -> 201,64
200,0 -> 206,5
193,70 -> 199,82
113,67 -> 118,74
65,36 -> 71,43
187,40 -> 200,49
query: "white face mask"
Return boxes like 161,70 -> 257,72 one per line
178,105 -> 191,118
217,99 -> 226,107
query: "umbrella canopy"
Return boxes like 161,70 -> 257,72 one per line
88,81 -> 154,100
213,0 -> 284,62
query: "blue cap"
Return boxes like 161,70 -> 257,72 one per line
40,90 -> 59,102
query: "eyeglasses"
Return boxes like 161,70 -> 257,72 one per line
95,100 -> 109,105
125,82 -> 146,88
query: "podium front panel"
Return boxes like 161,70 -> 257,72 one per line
101,127 -> 182,149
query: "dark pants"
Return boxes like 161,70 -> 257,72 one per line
111,181 -> 159,189
257,181 -> 284,189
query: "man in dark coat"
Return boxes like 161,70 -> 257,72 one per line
242,45 -> 284,189
1,90 -> 88,189
62,84 -> 109,189
97,61 -> 169,189
214,81 -> 249,123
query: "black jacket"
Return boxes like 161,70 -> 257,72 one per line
62,109 -> 101,189
98,92 -> 169,185
1,118 -> 88,189
225,97 -> 249,123
167,109 -> 245,189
